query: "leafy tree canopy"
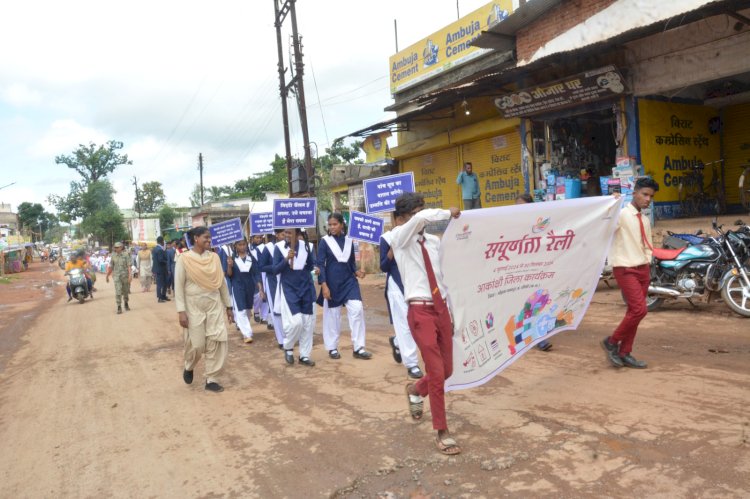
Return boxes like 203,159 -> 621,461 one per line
55,140 -> 132,186
134,181 -> 166,214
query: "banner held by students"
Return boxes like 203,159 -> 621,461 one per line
348,211 -> 385,244
273,198 -> 317,229
250,212 -> 274,235
209,218 -> 245,247
363,172 -> 415,214
440,196 -> 621,391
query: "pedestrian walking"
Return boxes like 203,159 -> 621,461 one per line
380,215 -> 423,379
261,229 -> 285,348
137,243 -> 152,292
249,235 -> 268,323
456,162 -> 481,210
273,228 -> 316,367
226,238 -> 264,344
601,178 -> 660,369
176,227 -> 234,393
106,241 -> 132,314
152,236 -> 170,302
166,240 -> 176,296
317,213 -> 372,361
390,192 -> 462,455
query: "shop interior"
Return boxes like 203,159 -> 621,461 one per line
530,105 -> 623,200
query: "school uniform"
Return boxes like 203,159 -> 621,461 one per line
316,234 -> 367,354
228,251 -> 261,340
273,240 -> 315,359
261,241 -> 285,346
218,245 -> 239,324
380,231 -> 419,369
250,244 -> 269,321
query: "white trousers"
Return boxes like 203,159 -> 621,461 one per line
387,277 -> 419,368
264,275 -> 286,345
279,292 -> 314,358
232,290 -> 253,339
322,299 -> 366,352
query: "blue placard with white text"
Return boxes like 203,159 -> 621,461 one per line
363,172 -> 415,214
273,198 -> 317,228
250,212 -> 275,235
348,211 -> 384,244
209,218 -> 245,246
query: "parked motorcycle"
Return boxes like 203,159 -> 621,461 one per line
647,220 -> 750,317
67,268 -> 92,304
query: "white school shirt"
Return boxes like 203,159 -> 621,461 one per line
389,208 -> 451,302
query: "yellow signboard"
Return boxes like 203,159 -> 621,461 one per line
638,100 -> 720,215
389,0 -> 513,94
360,131 -> 392,164
461,131 -> 522,208
403,147 -> 461,209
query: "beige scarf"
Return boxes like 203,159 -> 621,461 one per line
181,250 -> 224,291
138,249 -> 151,261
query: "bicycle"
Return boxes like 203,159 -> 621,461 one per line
678,159 -> 725,217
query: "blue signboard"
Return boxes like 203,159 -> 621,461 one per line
250,212 -> 275,235
348,211 -> 384,245
363,172 -> 415,214
273,198 -> 317,228
209,218 -> 245,246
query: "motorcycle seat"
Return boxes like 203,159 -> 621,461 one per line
653,247 -> 686,260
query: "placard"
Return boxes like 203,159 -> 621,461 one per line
363,172 -> 415,214
348,211 -> 385,244
250,212 -> 275,235
272,198 -> 317,228
209,218 -> 245,246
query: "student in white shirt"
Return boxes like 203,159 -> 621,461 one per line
389,192 -> 461,456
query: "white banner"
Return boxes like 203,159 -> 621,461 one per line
130,219 -> 161,243
440,196 -> 621,391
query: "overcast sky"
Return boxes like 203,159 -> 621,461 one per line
0,0 -> 491,213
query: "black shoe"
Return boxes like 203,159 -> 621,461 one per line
353,348 -> 373,360
124,302 -> 130,311
285,350 -> 295,365
205,381 -> 224,392
158,298 -> 166,303
117,306 -> 122,314
328,349 -> 341,360
183,369 -> 193,384
537,340 -> 552,351
407,366 -> 424,379
278,343 -> 284,350
389,336 -> 402,364
601,337 -> 623,368
299,357 -> 316,367
267,324 -> 274,331
620,354 -> 648,369
163,297 -> 171,301
253,314 -> 261,323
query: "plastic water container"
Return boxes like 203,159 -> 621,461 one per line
564,178 -> 582,198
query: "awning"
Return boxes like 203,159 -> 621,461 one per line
522,0 -> 729,66
473,0 -> 564,51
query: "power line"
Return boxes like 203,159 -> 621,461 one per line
309,60 -> 330,147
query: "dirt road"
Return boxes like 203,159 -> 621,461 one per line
0,251 -> 748,498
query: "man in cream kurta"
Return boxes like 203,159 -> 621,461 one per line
175,249 -> 233,391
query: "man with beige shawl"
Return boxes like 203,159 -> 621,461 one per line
175,227 -> 234,392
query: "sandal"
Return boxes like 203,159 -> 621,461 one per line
436,436 -> 461,455
405,383 -> 423,420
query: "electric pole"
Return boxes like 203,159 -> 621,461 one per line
274,0 -> 314,197
132,176 -> 141,219
198,153 -> 204,206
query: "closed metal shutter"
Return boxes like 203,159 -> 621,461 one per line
401,147 -> 461,209
722,103 -> 750,204
461,130 -> 523,208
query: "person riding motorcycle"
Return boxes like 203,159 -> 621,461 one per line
65,250 -> 93,302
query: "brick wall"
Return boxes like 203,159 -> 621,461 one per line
516,0 -> 618,62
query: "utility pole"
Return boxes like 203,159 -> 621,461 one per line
132,176 -> 141,219
274,0 -> 314,197
198,153 -> 205,206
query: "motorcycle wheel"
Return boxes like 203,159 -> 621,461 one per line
77,295 -> 86,304
720,274 -> 750,317
646,294 -> 664,312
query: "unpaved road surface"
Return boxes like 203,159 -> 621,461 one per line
1,229 -> 749,498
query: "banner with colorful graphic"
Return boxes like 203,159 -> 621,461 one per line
440,196 -> 621,391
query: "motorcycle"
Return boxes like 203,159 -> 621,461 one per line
49,251 -> 58,263
646,220 -> 750,317
67,268 -> 92,304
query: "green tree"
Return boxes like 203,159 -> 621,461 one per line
17,202 -> 45,241
188,184 -> 203,207
159,205 -> 177,231
47,181 -> 85,223
205,186 -> 228,202
55,140 -> 132,185
78,181 -> 127,247
135,181 -> 166,213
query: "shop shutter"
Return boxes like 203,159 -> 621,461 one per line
401,147 -> 461,209
461,130 -> 523,208
722,103 -> 750,205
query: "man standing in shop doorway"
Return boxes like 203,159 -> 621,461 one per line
456,162 -> 481,210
